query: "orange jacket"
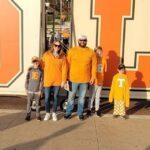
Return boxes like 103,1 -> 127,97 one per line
41,51 -> 67,87
95,57 -> 107,85
67,46 -> 97,83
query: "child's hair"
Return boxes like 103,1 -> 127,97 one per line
118,64 -> 125,70
94,46 -> 103,52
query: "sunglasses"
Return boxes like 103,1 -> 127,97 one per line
32,60 -> 39,63
54,44 -> 61,48
79,39 -> 87,42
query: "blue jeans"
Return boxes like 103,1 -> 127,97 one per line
44,86 -> 60,113
66,82 -> 88,116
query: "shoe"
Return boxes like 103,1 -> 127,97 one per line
36,116 -> 41,121
86,110 -> 91,117
91,108 -> 95,113
113,115 -> 119,118
52,112 -> 58,121
121,115 -> 129,120
25,114 -> 31,121
43,113 -> 51,121
96,111 -> 102,117
78,115 -> 84,121
64,114 -> 71,119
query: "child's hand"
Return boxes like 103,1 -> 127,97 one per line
61,81 -> 65,88
64,81 -> 70,91
90,78 -> 94,85
37,92 -> 41,97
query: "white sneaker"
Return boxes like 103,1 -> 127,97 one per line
52,112 -> 58,121
43,113 -> 51,121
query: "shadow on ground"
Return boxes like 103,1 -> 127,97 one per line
127,100 -> 150,115
2,123 -> 83,150
0,112 -> 26,131
145,145 -> 150,150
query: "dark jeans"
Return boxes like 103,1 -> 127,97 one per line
44,86 -> 60,113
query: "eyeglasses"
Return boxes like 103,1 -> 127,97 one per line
79,39 -> 87,42
54,44 -> 61,48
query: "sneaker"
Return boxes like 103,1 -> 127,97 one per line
36,116 -> 41,121
86,110 -> 91,117
64,114 -> 71,119
43,113 -> 51,121
52,112 -> 58,121
121,115 -> 129,120
78,115 -> 84,121
91,108 -> 95,113
96,111 -> 102,117
113,115 -> 119,118
25,114 -> 31,121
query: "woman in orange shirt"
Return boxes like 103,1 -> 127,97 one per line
41,40 -> 67,121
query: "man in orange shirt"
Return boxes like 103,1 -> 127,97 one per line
64,35 -> 97,120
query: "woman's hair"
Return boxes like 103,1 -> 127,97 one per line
50,40 -> 65,58
118,64 -> 125,70
94,46 -> 103,52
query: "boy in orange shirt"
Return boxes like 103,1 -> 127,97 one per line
87,46 -> 107,117
109,64 -> 130,119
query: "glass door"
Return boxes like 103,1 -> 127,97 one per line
45,0 -> 72,53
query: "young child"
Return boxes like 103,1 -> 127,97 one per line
25,56 -> 43,121
87,46 -> 107,117
109,64 -> 130,119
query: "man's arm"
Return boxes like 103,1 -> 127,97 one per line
90,52 -> 97,85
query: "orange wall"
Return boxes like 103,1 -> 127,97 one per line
95,0 -> 150,89
0,0 -> 20,85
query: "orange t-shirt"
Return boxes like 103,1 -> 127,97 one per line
41,51 -> 67,87
67,46 -> 97,83
95,57 -> 107,85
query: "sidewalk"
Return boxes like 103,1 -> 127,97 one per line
0,109 -> 150,150
0,96 -> 150,150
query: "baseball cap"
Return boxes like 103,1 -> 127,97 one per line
31,56 -> 39,63
78,35 -> 87,40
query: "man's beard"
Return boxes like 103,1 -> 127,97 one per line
79,43 -> 86,48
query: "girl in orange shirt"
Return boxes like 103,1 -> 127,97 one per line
109,64 -> 129,119
41,40 -> 67,121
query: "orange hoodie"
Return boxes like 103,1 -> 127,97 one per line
41,51 -> 67,87
67,46 -> 97,83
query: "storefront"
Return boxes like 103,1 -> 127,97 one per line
0,0 -> 150,99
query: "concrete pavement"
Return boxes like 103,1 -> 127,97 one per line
0,109 -> 150,150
